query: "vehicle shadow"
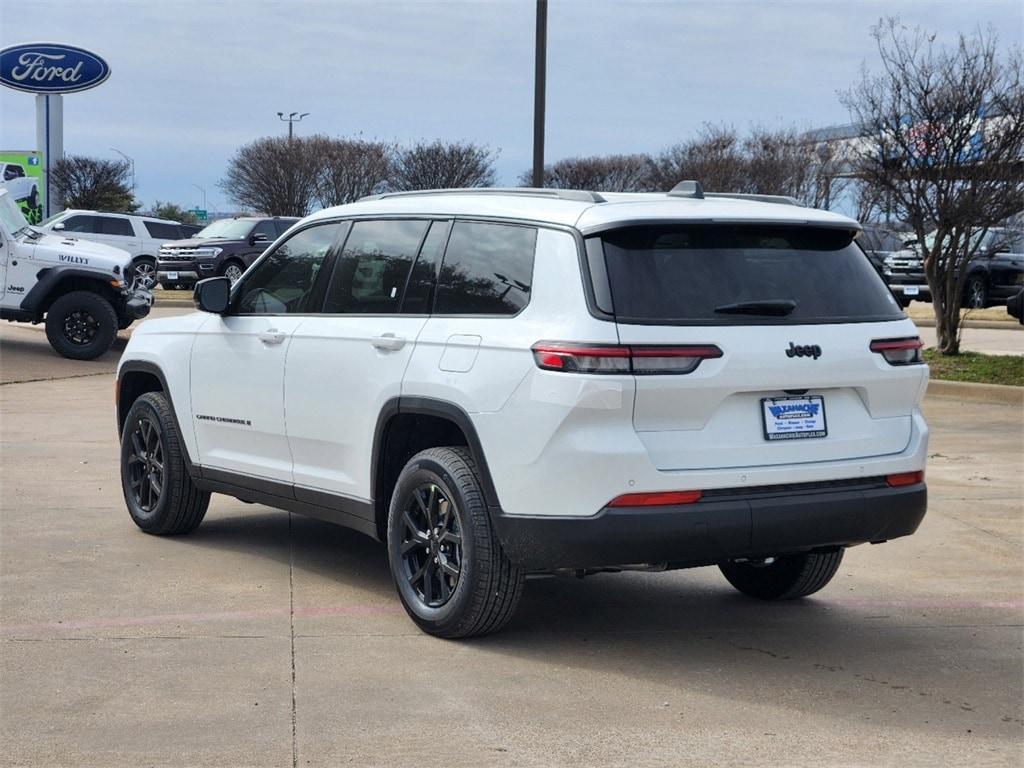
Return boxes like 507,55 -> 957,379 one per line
179,505 -> 1020,739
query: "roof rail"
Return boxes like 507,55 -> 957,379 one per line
359,187 -> 607,204
705,192 -> 805,207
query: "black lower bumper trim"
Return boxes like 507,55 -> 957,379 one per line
493,483 -> 927,571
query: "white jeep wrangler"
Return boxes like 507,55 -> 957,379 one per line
116,184 -> 929,638
0,189 -> 152,359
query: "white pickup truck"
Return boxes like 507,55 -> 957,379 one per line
1,163 -> 39,209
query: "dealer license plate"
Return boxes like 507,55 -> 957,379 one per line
166,271 -> 179,280
761,396 -> 827,441
903,286 -> 920,296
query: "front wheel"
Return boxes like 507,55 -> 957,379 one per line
44,291 -> 119,360
121,392 -> 209,535
221,260 -> 244,284
719,549 -> 843,600
387,447 -> 524,638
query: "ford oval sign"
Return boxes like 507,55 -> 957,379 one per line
0,42 -> 110,94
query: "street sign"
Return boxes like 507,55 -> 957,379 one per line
191,208 -> 208,222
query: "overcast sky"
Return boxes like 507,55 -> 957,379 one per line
1,0 -> 1021,213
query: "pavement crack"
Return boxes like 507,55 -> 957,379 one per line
289,510 -> 298,768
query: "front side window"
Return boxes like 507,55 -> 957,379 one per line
598,224 -> 903,325
100,216 -> 134,237
434,222 -> 537,315
323,219 -> 428,314
61,215 -> 99,234
252,220 -> 278,242
236,223 -> 344,314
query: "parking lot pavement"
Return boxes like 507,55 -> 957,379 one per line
1,335 -> 1022,767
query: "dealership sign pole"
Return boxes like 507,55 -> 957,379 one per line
0,43 -> 111,218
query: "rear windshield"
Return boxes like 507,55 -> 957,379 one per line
597,224 -> 903,325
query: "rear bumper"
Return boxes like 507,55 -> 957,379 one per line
493,481 -> 927,571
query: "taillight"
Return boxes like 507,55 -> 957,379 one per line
532,342 -> 722,375
870,336 -> 924,366
886,470 -> 924,487
608,490 -> 703,507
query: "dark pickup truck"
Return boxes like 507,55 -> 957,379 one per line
883,227 -> 1024,308
157,216 -> 298,289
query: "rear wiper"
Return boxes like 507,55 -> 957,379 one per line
713,300 -> 797,316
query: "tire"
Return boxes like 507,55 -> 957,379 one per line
387,446 -> 524,638
129,257 -> 158,290
120,391 -> 209,535
221,260 -> 244,284
719,549 -> 844,601
44,291 -> 119,360
964,275 -> 988,309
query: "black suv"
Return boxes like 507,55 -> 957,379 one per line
157,216 -> 298,289
884,227 -> 1024,308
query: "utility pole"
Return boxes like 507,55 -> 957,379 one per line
277,111 -> 310,140
110,147 -> 135,193
531,0 -> 547,188
192,184 -> 206,211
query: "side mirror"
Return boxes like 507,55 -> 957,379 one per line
52,222 -> 65,231
194,276 -> 231,314
1008,288 -> 1024,325
250,232 -> 269,246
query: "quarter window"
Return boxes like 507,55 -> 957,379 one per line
144,222 -> 181,239
323,219 -> 428,314
434,222 -> 537,315
236,223 -> 344,314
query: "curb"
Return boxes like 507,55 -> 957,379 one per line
927,379 -> 1023,406
913,319 -> 1020,331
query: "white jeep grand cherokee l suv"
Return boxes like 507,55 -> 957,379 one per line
115,184 -> 929,638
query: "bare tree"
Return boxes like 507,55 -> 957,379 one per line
842,19 -> 1024,354
50,155 -> 138,212
220,136 -> 322,216
315,137 -> 394,207
390,140 -> 497,190
649,125 -> 749,194
522,153 -> 655,192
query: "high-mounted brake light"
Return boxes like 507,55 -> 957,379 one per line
870,336 -> 924,366
532,342 -> 723,375
608,490 -> 703,507
886,470 -> 924,487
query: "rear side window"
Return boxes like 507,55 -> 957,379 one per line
144,222 -> 181,239
598,225 -> 903,325
274,219 -> 297,237
323,219 -> 428,314
100,216 -> 134,236
435,222 -> 537,315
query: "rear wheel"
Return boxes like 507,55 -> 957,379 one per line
130,257 -> 158,290
120,392 -> 209,535
964,275 -> 988,309
44,291 -> 119,360
387,447 -> 524,638
719,549 -> 843,600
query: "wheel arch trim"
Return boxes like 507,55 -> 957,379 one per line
117,360 -> 197,474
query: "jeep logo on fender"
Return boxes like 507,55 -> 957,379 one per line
786,342 -> 822,360
0,43 -> 111,94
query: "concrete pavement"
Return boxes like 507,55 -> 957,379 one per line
1,313 -> 1022,767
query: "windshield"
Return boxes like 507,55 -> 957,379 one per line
597,224 -> 903,325
193,219 -> 254,240
0,192 -> 31,239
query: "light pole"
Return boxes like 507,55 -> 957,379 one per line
192,184 -> 206,212
277,111 -> 310,140
110,147 -> 135,192
531,0 -> 547,188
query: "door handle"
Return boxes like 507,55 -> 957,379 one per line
259,329 -> 287,345
372,333 -> 406,351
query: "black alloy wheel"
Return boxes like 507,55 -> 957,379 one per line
399,483 -> 463,607
62,309 -> 99,345
126,415 -> 165,513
